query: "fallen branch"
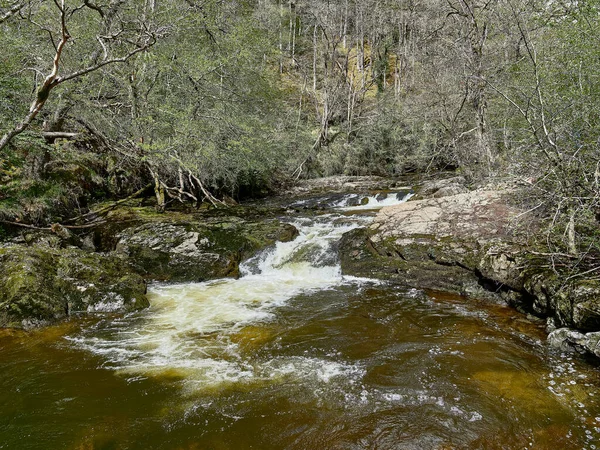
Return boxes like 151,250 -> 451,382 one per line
65,183 -> 152,223
188,171 -> 225,207
0,220 -> 106,230
42,131 -> 80,140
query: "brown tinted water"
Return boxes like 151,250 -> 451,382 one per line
3,285 -> 600,449
2,197 -> 600,450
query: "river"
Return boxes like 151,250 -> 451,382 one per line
1,192 -> 600,449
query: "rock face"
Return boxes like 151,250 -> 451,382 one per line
0,246 -> 148,329
285,175 -> 408,195
415,176 -> 470,199
339,186 -> 600,357
341,189 -> 519,297
115,218 -> 298,282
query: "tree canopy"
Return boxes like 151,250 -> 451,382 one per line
0,0 -> 598,254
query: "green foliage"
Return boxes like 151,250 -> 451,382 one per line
0,0 -> 598,254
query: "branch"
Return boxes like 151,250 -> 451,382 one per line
472,75 -> 560,168
64,183 -> 152,223
58,35 -> 156,84
0,0 -> 69,152
0,1 -> 26,24
83,0 -> 104,17
0,220 -> 106,230
0,6 -> 158,153
42,131 -> 80,140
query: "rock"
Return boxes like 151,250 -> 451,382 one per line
546,317 -> 558,333
583,332 -> 600,357
0,246 -> 148,329
335,177 -> 600,360
346,195 -> 360,207
342,189 -> 523,297
548,328 -> 586,352
548,328 -> 600,358
371,189 -> 514,242
568,280 -> 600,331
417,176 -> 468,198
432,185 -> 469,198
479,250 -> 524,290
285,175 -> 407,195
339,227 -> 483,296
115,218 -> 298,282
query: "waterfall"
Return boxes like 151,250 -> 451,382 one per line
67,191 -> 412,386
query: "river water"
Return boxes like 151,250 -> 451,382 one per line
1,193 -> 600,449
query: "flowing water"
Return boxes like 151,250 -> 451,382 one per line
1,192 -> 600,449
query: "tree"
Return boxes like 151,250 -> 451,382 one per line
0,0 -> 159,152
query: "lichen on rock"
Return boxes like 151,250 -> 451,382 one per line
115,217 -> 298,282
339,185 -> 600,359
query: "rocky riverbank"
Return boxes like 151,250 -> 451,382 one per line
0,205 -> 297,329
339,176 -> 600,358
2,174 -> 599,361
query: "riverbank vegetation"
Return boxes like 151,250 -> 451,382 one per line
0,0 -> 598,268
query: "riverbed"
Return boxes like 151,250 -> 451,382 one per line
1,193 -> 599,449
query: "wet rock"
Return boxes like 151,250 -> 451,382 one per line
583,332 -> 600,357
346,195 -> 360,207
339,228 -> 481,295
549,328 -> 600,358
0,246 -> 147,329
115,218 -> 298,282
568,280 -> 600,331
285,175 -> 407,195
357,185 -> 600,347
340,189 -> 523,298
547,327 -> 590,355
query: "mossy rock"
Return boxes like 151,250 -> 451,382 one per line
338,228 -> 479,295
565,279 -> 600,331
0,246 -> 148,329
0,247 -> 61,327
115,218 -> 298,282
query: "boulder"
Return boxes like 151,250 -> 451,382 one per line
340,183 -> 600,359
416,176 -> 469,199
0,246 -> 148,329
115,218 -> 298,282
340,189 -> 521,297
547,328 -> 587,352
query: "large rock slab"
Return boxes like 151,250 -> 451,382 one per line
341,189 -> 521,297
115,217 -> 298,282
340,186 -> 600,349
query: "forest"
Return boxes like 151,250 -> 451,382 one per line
3,2 -> 600,446
0,0 -> 599,259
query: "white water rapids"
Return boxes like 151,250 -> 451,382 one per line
68,192 -> 412,387
7,190 -> 600,449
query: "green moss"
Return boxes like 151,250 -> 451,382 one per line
0,246 -> 148,329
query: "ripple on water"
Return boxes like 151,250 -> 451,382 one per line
52,201 -> 600,449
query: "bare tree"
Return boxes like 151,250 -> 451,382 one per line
0,0 -> 159,152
